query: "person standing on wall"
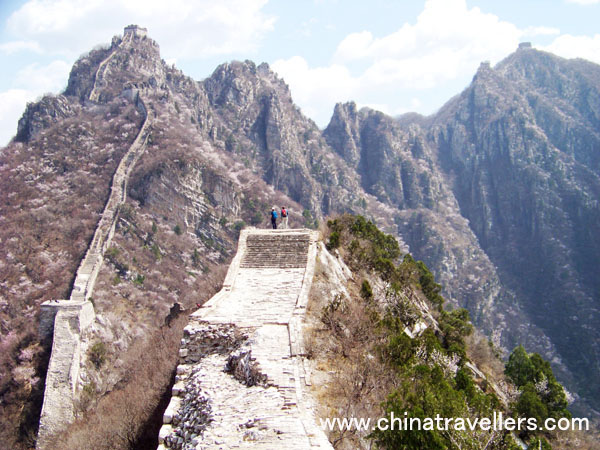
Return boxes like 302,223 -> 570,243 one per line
280,206 -> 288,229
270,207 -> 278,229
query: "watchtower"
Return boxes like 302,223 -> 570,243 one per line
124,25 -> 148,38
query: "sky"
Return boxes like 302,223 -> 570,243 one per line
1,0 -> 600,146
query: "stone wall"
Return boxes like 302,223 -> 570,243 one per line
36,301 -> 95,449
36,88 -> 153,448
158,228 -> 332,449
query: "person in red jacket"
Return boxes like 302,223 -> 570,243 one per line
280,206 -> 288,229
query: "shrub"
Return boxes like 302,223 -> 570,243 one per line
151,243 -> 161,260
173,224 -> 182,235
505,345 -> 571,426
360,279 -> 373,301
326,231 -> 340,250
89,342 -> 107,369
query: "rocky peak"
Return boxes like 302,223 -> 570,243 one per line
494,48 -> 600,171
203,60 -> 291,110
15,94 -> 76,143
323,102 -> 361,167
65,25 -> 165,103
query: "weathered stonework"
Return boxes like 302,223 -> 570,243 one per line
159,228 -> 332,449
37,61 -> 154,446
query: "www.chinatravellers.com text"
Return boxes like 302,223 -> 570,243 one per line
320,411 -> 589,433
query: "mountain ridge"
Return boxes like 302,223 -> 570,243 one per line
1,26 -> 599,447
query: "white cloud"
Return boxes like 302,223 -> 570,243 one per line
0,60 -> 72,147
0,89 -> 34,146
523,26 -> 561,37
0,40 -> 42,55
274,0 -> 523,126
15,60 -> 72,92
334,0 -> 520,70
542,34 -> 600,64
272,56 -> 358,122
274,0 -> 600,128
6,0 -> 276,60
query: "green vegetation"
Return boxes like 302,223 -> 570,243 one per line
302,209 -> 319,229
319,215 -> 572,449
151,243 -> 162,260
242,197 -> 267,226
191,248 -> 200,267
323,215 -> 500,448
360,279 -> 373,301
505,345 -> 571,433
104,246 -> 128,276
89,342 -> 107,369
173,224 -> 182,235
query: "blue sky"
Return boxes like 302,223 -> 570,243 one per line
1,0 -> 599,146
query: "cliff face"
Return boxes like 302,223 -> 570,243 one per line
1,27 -> 599,446
324,103 -> 503,329
319,49 -> 600,414
428,48 -> 600,410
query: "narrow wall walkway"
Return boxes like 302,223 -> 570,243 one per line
158,229 -> 333,449
37,85 -> 152,449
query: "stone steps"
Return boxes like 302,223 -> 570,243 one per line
240,234 -> 310,269
159,229 -> 331,449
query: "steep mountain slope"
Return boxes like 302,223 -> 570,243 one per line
324,102 -> 502,324
427,47 -> 600,413
322,47 -> 600,416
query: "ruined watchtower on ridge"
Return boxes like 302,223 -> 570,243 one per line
124,24 -> 148,38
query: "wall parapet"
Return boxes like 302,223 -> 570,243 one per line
37,92 -> 152,448
158,229 -> 331,449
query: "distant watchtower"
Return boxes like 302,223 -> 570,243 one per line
124,25 -> 147,38
518,42 -> 532,50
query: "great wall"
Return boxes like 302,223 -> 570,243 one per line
158,229 -> 332,449
36,26 -> 153,449
33,24 -> 515,450
36,25 -> 333,449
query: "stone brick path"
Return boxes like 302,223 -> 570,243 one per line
158,229 -> 332,449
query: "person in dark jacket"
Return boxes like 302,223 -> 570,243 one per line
270,207 -> 278,229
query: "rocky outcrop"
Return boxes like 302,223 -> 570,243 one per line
323,102 -> 502,324
317,49 -> 600,415
15,95 -> 76,143
203,61 -> 366,217
323,102 -> 361,168
425,49 -> 600,412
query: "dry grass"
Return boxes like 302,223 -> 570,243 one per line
305,257 -> 397,449
0,98 -> 144,449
